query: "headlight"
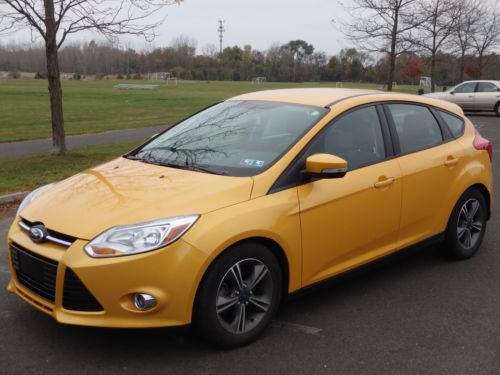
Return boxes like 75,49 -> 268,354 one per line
84,215 -> 199,258
16,184 -> 54,217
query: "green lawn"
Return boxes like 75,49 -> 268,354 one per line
0,139 -> 144,195
0,80 -> 420,142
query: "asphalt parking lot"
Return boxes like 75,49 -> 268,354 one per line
1,114 -> 499,374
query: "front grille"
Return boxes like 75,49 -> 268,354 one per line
10,242 -> 58,303
63,268 -> 103,312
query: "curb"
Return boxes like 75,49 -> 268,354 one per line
0,191 -> 29,205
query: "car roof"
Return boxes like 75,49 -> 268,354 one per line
229,88 -> 380,107
459,80 -> 499,84
228,88 -> 464,116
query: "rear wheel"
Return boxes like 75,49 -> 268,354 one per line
444,189 -> 487,260
193,242 -> 282,348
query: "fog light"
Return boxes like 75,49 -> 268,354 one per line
134,293 -> 157,311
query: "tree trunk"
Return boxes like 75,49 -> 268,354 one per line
388,50 -> 396,92
459,51 -> 465,82
387,6 -> 399,92
430,54 -> 436,92
44,0 -> 66,155
478,53 -> 484,79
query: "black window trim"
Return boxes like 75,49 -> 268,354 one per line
269,103 -> 392,194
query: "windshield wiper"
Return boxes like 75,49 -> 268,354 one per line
126,155 -> 227,175
183,164 -> 228,176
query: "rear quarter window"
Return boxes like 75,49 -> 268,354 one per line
438,111 -> 465,138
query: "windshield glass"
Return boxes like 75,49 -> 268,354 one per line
130,101 -> 328,176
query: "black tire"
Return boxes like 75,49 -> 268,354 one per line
193,242 -> 282,348
444,188 -> 487,260
495,102 -> 500,117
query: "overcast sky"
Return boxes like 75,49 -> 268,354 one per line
4,0 -> 352,55
3,0 -> 499,55
154,0 -> 351,54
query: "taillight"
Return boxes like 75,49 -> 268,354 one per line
473,128 -> 492,162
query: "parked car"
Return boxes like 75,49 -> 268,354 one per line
7,88 -> 493,348
424,80 -> 500,116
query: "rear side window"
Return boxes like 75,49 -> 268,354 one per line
438,111 -> 465,138
387,104 -> 443,154
477,82 -> 499,92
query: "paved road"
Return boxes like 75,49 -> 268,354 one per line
0,115 -> 499,374
0,125 -> 169,158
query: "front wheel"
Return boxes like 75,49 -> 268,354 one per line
444,189 -> 487,260
495,102 -> 500,117
193,242 -> 282,348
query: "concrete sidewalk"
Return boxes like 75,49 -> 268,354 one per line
0,125 -> 169,158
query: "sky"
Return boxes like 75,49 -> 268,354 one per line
3,0 -> 353,55
3,0 -> 499,55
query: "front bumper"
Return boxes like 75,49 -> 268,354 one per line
6,218 -> 208,328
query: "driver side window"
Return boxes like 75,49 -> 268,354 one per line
454,82 -> 477,93
306,106 -> 386,170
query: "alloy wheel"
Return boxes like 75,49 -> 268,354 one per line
216,258 -> 273,334
457,198 -> 484,250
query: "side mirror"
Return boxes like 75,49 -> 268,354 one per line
305,153 -> 348,179
450,91 -> 455,95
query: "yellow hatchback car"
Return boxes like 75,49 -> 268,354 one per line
7,89 -> 493,347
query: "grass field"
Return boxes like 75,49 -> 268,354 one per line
0,139 -> 144,195
0,79 -> 420,142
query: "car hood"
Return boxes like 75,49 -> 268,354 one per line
21,157 -> 254,240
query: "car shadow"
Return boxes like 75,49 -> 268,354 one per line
465,112 -> 497,118
10,242 -> 446,356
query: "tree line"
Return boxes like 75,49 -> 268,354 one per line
1,37 -> 498,86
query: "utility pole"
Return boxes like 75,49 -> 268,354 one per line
218,20 -> 225,57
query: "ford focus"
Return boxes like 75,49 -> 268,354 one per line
6,88 -> 493,347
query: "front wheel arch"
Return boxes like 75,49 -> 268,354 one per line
192,237 -> 290,322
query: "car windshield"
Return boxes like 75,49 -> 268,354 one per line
128,101 -> 328,176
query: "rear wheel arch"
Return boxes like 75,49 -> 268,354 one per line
468,183 -> 491,219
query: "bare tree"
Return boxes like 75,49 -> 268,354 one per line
471,11 -> 500,79
336,0 -> 422,91
453,0 -> 484,82
409,0 -> 461,92
0,0 -> 182,155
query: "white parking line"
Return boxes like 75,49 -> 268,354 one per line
0,266 -> 11,273
271,320 -> 323,335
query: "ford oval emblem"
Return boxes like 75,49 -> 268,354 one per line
29,225 -> 48,243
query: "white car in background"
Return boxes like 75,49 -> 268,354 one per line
424,80 -> 500,116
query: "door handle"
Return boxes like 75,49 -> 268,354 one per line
444,156 -> 459,167
374,177 -> 395,188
